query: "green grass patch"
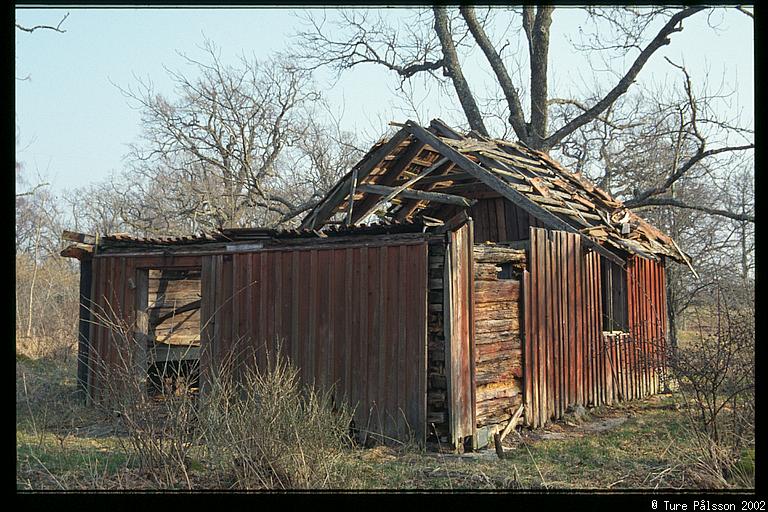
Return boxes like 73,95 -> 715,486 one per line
17,429 -> 131,490
339,396 -> 701,490
16,353 -> 748,490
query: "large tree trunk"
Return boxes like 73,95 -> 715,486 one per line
523,6 -> 554,149
433,7 -> 489,137
460,7 -> 528,143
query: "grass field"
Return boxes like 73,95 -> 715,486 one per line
16,352 -> 752,490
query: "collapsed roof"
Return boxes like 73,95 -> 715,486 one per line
61,118 -> 690,269
301,119 -> 689,265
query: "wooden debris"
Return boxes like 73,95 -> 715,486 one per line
499,404 -> 525,442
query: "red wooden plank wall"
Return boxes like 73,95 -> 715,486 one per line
523,228 -> 667,427
200,242 -> 430,444
86,254 -> 202,402
625,254 -> 668,400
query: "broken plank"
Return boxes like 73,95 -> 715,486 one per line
499,404 -> 525,442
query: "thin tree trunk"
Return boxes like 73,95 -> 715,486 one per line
740,186 -> 749,284
664,182 -> 678,393
26,222 -> 42,339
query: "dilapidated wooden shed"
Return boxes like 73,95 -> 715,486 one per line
62,119 -> 690,451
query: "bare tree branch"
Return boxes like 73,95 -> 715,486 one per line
543,7 -> 706,150
547,98 -> 642,130
625,144 -> 754,207
736,6 -> 754,19
15,12 -> 69,34
631,197 -> 754,223
16,182 -> 50,198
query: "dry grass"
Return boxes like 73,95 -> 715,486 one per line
16,340 -> 754,490
17,333 -> 358,490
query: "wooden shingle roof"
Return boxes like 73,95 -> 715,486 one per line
301,119 -> 689,265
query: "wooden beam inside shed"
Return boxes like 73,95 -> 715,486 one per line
361,156 -> 451,219
356,183 -> 476,207
300,128 -> 411,230
348,140 -> 427,225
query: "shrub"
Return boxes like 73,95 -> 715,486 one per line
199,345 -> 354,489
667,288 -> 754,488
91,314 -> 354,489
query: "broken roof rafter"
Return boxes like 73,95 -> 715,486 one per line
300,128 -> 412,230
403,121 -> 628,267
348,138 -> 427,225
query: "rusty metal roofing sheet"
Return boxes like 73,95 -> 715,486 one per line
78,219 -> 434,251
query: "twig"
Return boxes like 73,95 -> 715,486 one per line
660,437 -> 675,458
29,454 -> 65,490
515,430 -> 548,489
608,472 -> 630,488
15,182 -> 50,197
16,13 -> 69,34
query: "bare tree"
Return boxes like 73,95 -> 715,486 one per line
294,7 -> 714,151
294,8 -> 752,214
16,169 -> 79,349
110,40 -> 360,233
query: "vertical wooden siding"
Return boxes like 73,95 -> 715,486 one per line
523,228 -> 667,427
200,242 -> 429,444
87,255 -> 133,402
625,254 -> 667,400
445,222 -> 475,446
86,255 -> 202,402
470,198 -> 545,243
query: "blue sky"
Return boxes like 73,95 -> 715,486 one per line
15,7 -> 753,194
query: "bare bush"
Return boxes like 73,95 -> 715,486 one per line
16,254 -> 80,360
88,306 -> 354,489
84,312 -> 199,489
667,287 -> 754,488
16,166 -> 81,361
200,343 -> 354,489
